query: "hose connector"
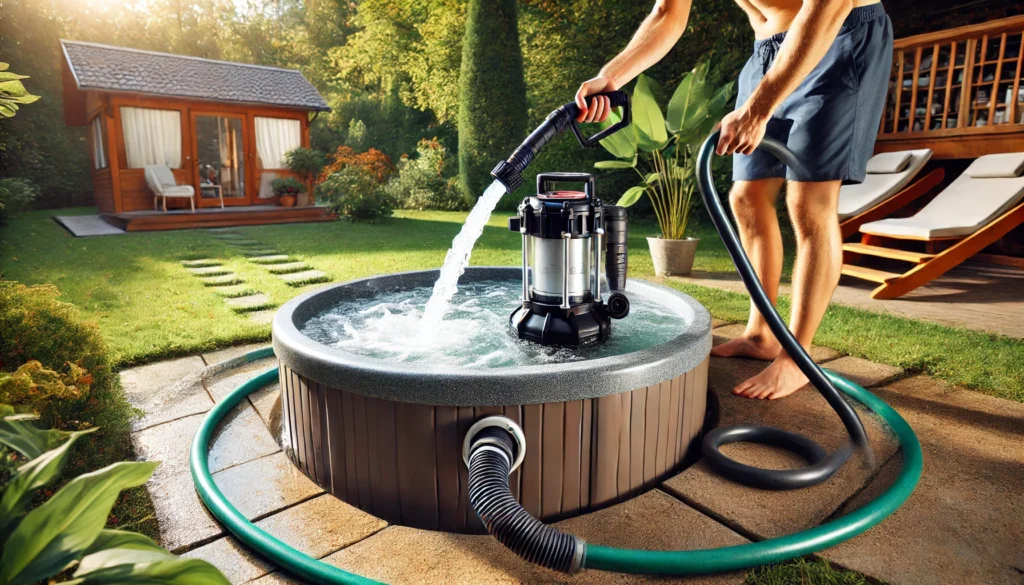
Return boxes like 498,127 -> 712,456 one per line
464,416 -> 586,574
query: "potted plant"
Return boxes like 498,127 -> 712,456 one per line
595,61 -> 735,276
271,176 -> 305,207
284,147 -> 326,206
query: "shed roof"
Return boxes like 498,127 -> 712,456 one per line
60,40 -> 330,112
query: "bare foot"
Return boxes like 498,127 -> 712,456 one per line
710,333 -> 781,361
733,355 -> 809,400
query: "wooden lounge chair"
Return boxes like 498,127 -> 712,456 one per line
838,149 -> 944,239
841,152 -> 1024,299
144,165 -> 196,212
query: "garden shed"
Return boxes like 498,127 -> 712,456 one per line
60,39 -> 334,231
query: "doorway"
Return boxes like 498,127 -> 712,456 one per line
191,113 -> 249,207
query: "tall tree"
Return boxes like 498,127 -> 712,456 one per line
456,0 -> 527,203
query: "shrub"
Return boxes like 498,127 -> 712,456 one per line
284,146 -> 326,183
0,177 -> 38,223
0,412 -> 230,584
457,0 -> 527,205
271,176 -> 306,196
345,118 -> 368,151
385,138 -> 466,211
319,145 -> 396,185
318,166 -> 394,222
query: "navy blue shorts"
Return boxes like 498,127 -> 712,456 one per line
733,3 -> 893,184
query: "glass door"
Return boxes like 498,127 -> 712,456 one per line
192,113 -> 249,207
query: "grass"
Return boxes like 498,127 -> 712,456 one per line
1,207 -> 1021,400
746,557 -> 883,585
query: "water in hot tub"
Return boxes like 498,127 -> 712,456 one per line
300,279 -> 689,368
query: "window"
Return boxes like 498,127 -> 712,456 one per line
120,107 -> 182,168
90,116 -> 108,170
254,116 -> 301,169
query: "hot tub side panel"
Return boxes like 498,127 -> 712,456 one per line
279,357 -> 709,533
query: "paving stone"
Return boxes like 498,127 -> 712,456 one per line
823,376 -> 1024,585
205,357 -> 279,402
823,356 -> 903,388
711,318 -> 730,329
248,309 -> 277,325
120,356 -> 211,431
201,274 -> 244,287
240,249 -> 281,257
145,469 -> 223,552
279,270 -> 330,287
181,258 -> 221,268
248,254 -> 291,264
183,536 -> 273,584
662,355 -> 899,540
321,490 -> 746,584
248,382 -> 281,433
711,323 -> 841,363
247,573 -> 301,585
202,343 -> 274,366
265,262 -> 311,275
187,265 -> 232,276
214,451 -> 323,519
256,494 -> 386,559
226,293 -> 275,312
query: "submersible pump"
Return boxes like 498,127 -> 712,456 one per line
507,172 -> 630,347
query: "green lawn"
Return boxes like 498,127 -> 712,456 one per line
1,207 -> 1021,400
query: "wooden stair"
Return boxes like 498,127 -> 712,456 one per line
840,264 -> 901,284
842,243 -> 935,264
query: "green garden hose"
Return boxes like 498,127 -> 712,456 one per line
190,350 -> 921,583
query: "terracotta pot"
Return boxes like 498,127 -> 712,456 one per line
279,194 -> 297,208
647,237 -> 699,277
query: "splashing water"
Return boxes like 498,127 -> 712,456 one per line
419,180 -> 508,336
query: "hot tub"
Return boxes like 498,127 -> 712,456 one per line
271,267 -> 711,533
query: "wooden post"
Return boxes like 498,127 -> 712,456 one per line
988,33 -> 1007,125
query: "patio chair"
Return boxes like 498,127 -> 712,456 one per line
838,149 -> 944,239
144,165 -> 195,213
841,152 -> 1024,299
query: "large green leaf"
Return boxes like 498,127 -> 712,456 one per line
0,427 -> 97,541
631,75 -> 667,151
617,185 -> 646,207
593,157 -> 636,170
0,414 -> 70,460
667,61 -> 710,136
67,557 -> 231,585
596,110 -> 636,159
0,461 -> 158,585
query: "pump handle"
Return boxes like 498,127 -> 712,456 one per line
565,91 -> 632,148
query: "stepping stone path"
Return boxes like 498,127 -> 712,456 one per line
187,265 -> 234,277
225,293 -> 274,313
184,235 -> 279,317
208,229 -> 333,290
279,270 -> 330,287
266,262 -> 312,275
199,274 -> 244,287
248,255 -> 291,265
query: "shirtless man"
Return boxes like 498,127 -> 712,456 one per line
576,0 -> 892,400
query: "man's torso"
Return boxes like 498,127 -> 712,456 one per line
734,0 -> 882,38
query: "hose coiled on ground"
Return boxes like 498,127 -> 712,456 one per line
467,433 -> 584,573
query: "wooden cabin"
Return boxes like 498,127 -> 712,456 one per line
60,40 -> 335,231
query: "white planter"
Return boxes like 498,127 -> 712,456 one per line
648,237 -> 700,277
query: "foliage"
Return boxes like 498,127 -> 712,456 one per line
0,361 -> 89,417
317,166 -> 394,222
320,146 -> 396,184
0,63 -> 40,118
283,147 -> 326,183
345,119 -> 369,151
595,62 -> 735,240
0,414 -> 230,585
271,177 -> 307,197
385,138 -> 465,211
457,0 -> 528,204
0,179 -> 38,224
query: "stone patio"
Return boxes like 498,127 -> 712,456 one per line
121,329 -> 1024,584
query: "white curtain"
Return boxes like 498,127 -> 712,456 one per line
90,116 -> 107,170
121,107 -> 182,168
255,116 -> 301,169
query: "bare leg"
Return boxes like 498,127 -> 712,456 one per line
711,178 -> 786,360
735,180 -> 843,400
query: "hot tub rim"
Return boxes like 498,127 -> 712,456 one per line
272,266 -> 711,406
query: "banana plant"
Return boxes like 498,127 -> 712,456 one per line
595,61 -> 735,240
0,407 -> 230,585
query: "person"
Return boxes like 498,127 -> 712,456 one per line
576,0 -> 892,400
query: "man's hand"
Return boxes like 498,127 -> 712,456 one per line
716,103 -> 770,156
575,77 -> 617,123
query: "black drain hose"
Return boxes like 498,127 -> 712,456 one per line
696,130 -> 874,488
467,426 -> 585,573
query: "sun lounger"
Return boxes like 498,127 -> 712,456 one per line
838,149 -> 943,239
841,152 -> 1024,299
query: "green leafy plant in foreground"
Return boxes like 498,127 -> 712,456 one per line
0,409 -> 229,585
0,63 -> 40,118
595,61 -> 735,240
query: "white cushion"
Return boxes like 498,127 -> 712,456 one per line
866,151 -> 913,174
159,185 -> 195,197
838,149 -> 932,220
965,152 -> 1024,178
860,170 -> 1024,239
